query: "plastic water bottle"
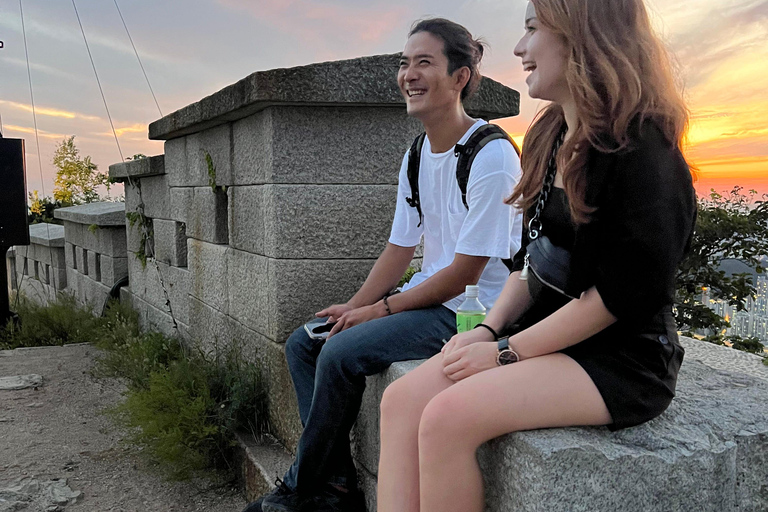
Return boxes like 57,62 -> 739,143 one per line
456,285 -> 486,333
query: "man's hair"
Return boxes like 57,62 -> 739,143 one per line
409,18 -> 486,101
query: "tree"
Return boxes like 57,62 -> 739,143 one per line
676,187 -> 768,338
52,136 -> 110,204
27,190 -> 67,225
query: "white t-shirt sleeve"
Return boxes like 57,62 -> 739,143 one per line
388,152 -> 424,247
454,140 -> 522,259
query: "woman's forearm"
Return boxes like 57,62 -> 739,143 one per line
482,271 -> 534,335
510,286 -> 617,359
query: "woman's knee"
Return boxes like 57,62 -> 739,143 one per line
380,378 -> 419,426
418,391 -> 477,450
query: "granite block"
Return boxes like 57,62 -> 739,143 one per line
92,226 -> 128,258
87,251 -> 102,282
165,137 -> 187,187
51,266 -> 67,290
99,254 -> 128,286
63,221 -> 84,248
187,239 -> 229,314
269,106 -> 419,185
264,184 -> 396,259
268,258 -> 374,341
232,110 -> 272,186
124,181 -> 142,215
170,187 -> 194,225
139,175 -> 171,220
185,124 -> 233,188
188,187 -> 228,244
228,186 -> 266,255
77,247 -> 88,276
108,154 -> 165,181
54,202 -> 126,227
226,249 -> 270,336
154,219 -> 188,267
28,223 -> 65,247
64,243 -> 76,270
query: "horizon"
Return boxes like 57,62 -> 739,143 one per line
1,0 -> 766,198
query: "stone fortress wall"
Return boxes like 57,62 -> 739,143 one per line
6,54 -> 768,511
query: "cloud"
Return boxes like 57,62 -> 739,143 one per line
3,124 -> 71,140
0,100 -> 101,121
95,123 -> 147,138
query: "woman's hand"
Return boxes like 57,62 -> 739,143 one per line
442,341 -> 498,381
442,328 -> 495,357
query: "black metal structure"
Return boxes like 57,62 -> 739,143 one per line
0,137 -> 29,325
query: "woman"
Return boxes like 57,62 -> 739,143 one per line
376,1 -> 697,511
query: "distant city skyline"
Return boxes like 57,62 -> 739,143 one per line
1,0 -> 766,198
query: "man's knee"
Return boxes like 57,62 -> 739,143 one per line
285,326 -> 315,365
315,333 -> 365,380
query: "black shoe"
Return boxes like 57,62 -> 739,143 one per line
242,478 -> 295,512
262,485 -> 366,512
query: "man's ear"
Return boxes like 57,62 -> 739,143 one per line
452,66 -> 471,94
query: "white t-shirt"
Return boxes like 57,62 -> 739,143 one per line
388,120 -> 524,312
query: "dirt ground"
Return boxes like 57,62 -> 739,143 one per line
0,343 -> 247,512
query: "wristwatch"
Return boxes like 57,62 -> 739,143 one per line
496,337 -> 520,366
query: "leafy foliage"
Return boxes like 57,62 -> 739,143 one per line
676,187 -> 768,335
52,136 -> 110,204
0,294 -> 101,350
27,190 -> 68,225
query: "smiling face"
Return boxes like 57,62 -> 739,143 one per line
398,31 -> 465,121
514,2 -> 571,104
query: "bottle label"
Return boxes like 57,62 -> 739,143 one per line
456,312 -> 486,334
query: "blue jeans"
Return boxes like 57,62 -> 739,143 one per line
281,305 -> 456,493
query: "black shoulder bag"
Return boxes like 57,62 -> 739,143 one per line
519,130 -> 582,300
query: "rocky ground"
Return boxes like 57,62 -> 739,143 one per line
0,343 -> 247,512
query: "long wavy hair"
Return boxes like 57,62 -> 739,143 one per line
505,0 -> 690,223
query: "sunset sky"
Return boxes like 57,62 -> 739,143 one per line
1,0 -> 766,198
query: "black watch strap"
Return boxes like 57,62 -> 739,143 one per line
497,337 -> 509,351
475,323 -> 499,341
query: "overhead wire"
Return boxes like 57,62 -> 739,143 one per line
113,0 -> 163,118
71,0 -> 178,331
17,0 -> 58,306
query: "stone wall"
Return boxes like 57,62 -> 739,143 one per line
110,53 -> 520,449
9,223 -> 66,304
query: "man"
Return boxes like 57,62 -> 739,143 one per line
248,18 -> 523,512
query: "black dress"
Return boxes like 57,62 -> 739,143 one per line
510,121 -> 696,431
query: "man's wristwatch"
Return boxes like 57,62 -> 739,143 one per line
496,337 -> 520,366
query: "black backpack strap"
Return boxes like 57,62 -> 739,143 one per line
453,124 -> 520,273
405,132 -> 426,227
453,124 -> 519,210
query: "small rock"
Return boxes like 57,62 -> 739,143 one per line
0,374 -> 43,390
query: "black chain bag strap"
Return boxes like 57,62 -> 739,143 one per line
520,128 -> 581,300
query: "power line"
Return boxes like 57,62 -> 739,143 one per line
113,0 -> 163,118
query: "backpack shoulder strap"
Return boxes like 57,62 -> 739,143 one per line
454,124 -> 519,210
405,132 -> 426,227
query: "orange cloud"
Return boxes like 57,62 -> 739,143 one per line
3,124 -> 71,140
0,100 -> 101,121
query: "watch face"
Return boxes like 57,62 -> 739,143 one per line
498,349 -> 519,365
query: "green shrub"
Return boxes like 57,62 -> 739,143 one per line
0,294 -> 101,350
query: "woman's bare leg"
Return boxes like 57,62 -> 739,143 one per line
418,353 -> 612,512
377,354 -> 454,512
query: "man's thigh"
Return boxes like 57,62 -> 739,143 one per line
317,305 -> 456,377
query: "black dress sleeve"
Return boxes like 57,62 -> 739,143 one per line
592,123 -> 697,324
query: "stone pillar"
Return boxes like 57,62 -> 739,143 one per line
119,53 -> 519,449
53,203 -> 127,311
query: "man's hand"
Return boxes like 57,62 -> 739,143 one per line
441,327 -> 494,358
316,304 -> 354,323
327,302 -> 387,339
442,341 -> 498,381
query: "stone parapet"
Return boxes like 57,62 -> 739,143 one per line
352,337 -> 768,512
149,54 -> 519,140
108,155 -> 165,182
12,224 -> 67,304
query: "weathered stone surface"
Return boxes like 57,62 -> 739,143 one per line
164,137 -> 187,187
99,254 -> 128,286
87,250 -> 101,282
149,54 -> 519,140
108,154 -> 165,181
228,186 -> 266,255
269,258 -> 375,342
128,289 -> 189,339
229,184 -> 395,259
54,202 -> 126,227
187,239 -> 229,314
76,247 -> 88,276
235,433 -> 294,503
90,226 -> 128,258
232,110 -> 272,186
227,249 -> 269,337
28,223 -> 64,247
169,187 -> 194,225
64,243 -> 76,270
138,175 -> 171,220
154,219 -> 188,267
354,338 -> 768,512
62,221 -> 84,248
188,188 -> 228,244
184,124 -> 233,187
127,254 -> 189,326
67,268 -> 111,309
0,374 -> 43,390
265,184 -> 395,259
